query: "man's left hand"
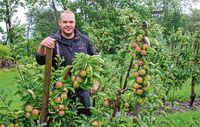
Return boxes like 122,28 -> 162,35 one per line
90,80 -> 99,95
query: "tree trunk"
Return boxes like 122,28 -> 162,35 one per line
190,75 -> 197,107
190,41 -> 199,107
5,0 -> 13,44
133,104 -> 140,119
111,90 -> 121,120
123,56 -> 134,89
51,0 -> 58,27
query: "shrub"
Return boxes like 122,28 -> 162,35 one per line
0,44 -> 11,59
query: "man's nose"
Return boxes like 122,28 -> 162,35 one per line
66,22 -> 71,26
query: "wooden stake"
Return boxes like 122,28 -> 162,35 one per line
40,47 -> 53,124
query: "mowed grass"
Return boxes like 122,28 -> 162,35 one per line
0,69 -> 22,113
167,77 -> 200,101
157,110 -> 200,127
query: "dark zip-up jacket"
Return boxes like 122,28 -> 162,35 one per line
36,29 -> 95,68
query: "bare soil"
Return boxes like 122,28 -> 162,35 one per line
164,100 -> 200,113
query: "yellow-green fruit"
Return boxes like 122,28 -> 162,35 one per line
143,43 -> 149,50
124,102 -> 129,108
71,75 -> 76,82
80,70 -> 87,77
86,65 -> 92,74
103,100 -> 109,107
143,87 -> 148,91
138,98 -> 144,104
143,80 -> 148,87
58,104 -> 65,110
73,81 -> 79,88
61,93 -> 68,100
136,89 -> 143,95
139,69 -> 146,76
91,121 -> 99,126
25,105 -> 33,112
143,65 -> 148,69
25,112 -> 31,118
136,77 -> 143,83
146,75 -> 151,81
76,76 -> 83,83
137,34 -> 143,41
133,82 -> 140,89
8,123 -> 14,127
64,88 -> 68,93
132,54 -> 136,59
134,64 -> 139,70
132,42 -> 138,48
14,123 -> 19,127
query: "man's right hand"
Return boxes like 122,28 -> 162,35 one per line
40,37 -> 56,49
37,37 -> 56,56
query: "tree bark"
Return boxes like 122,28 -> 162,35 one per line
51,0 -> 58,27
123,56 -> 134,89
5,0 -> 13,44
133,104 -> 140,122
190,75 -> 197,107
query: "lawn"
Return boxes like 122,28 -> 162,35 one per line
167,77 -> 200,101
0,68 -> 22,112
157,109 -> 200,127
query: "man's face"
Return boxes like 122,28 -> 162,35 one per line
59,13 -> 76,37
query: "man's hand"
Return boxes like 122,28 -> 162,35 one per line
37,37 -> 56,56
90,79 -> 99,95
40,37 -> 56,49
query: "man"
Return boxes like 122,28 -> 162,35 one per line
36,10 -> 98,116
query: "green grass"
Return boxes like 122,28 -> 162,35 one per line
167,78 -> 200,101
0,69 -> 22,112
0,69 -> 18,89
157,110 -> 200,127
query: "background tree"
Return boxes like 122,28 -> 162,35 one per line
0,0 -> 24,44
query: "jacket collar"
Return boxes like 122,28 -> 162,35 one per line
54,29 -> 81,41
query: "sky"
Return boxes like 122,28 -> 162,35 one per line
1,1 -> 200,40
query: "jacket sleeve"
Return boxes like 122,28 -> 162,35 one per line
36,53 -> 45,65
87,41 -> 96,55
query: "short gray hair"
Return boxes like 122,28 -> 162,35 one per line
59,10 -> 75,20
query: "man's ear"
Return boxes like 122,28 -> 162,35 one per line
58,20 -> 61,27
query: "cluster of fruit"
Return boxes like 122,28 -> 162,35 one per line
51,81 -> 68,117
68,53 -> 104,90
70,67 -> 91,89
0,122 -> 19,127
24,105 -> 40,120
130,37 -> 151,103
